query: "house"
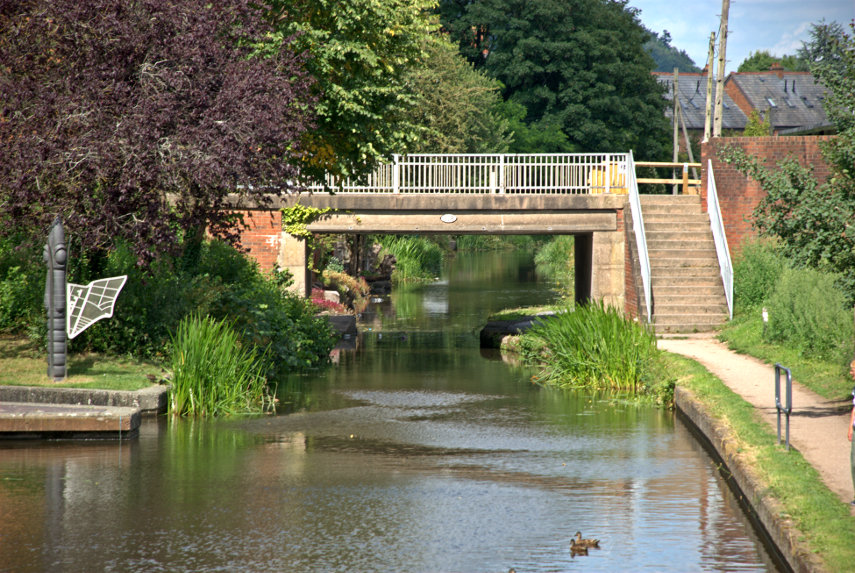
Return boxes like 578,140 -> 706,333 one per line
654,71 -> 747,152
723,65 -> 833,135
654,65 -> 833,145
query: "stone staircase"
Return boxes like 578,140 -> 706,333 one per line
639,195 -> 729,334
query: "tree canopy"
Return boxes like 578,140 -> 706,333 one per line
262,0 -> 438,182
438,0 -> 669,157
644,29 -> 701,73
405,35 -> 512,153
737,50 -> 808,73
0,0 -> 316,263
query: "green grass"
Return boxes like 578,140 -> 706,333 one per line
718,311 -> 853,400
0,335 -> 161,390
487,305 -> 562,322
669,352 -> 855,571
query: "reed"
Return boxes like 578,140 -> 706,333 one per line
168,314 -> 273,416
520,300 -> 660,393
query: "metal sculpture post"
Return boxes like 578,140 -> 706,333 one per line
44,217 -> 68,381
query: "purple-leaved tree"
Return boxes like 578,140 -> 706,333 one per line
0,0 -> 316,264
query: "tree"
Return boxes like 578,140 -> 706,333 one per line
644,29 -> 701,73
439,0 -> 669,158
737,50 -> 808,72
262,0 -> 438,182
742,110 -> 771,136
406,35 -> 512,153
0,0 -> 316,265
721,22 -> 855,300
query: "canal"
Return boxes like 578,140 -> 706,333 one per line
0,250 -> 781,572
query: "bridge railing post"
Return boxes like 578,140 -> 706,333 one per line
392,154 -> 400,194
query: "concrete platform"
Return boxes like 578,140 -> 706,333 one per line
0,384 -> 168,440
0,402 -> 140,440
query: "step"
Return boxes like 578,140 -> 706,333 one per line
0,402 -> 141,439
643,230 -> 714,242
654,284 -> 725,297
651,274 -> 722,287
642,213 -> 710,224
654,301 -> 729,315
640,194 -> 701,206
639,203 -> 703,216
644,221 -> 712,233
647,238 -> 715,250
649,257 -> 719,269
649,248 -> 717,259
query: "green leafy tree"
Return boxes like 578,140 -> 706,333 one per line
406,35 -> 512,153
644,29 -> 701,73
439,0 -> 669,158
720,23 -> 855,300
737,50 -> 808,72
742,110 -> 771,136
263,0 -> 438,183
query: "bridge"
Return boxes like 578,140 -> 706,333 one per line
233,152 -> 733,332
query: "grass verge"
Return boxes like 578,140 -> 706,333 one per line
668,352 -> 855,571
0,335 -> 161,391
718,311 -> 853,400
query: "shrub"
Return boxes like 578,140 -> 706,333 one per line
168,314 -> 273,417
534,235 -> 575,299
733,238 -> 785,311
0,239 -> 44,334
519,300 -> 662,395
765,266 -> 854,361
377,235 -> 444,283
321,269 -> 370,312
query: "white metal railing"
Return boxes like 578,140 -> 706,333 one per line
706,160 -> 733,319
307,153 -> 631,195
627,151 -> 651,322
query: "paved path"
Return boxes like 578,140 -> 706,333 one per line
659,336 -> 854,506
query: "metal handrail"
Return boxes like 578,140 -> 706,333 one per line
775,364 -> 793,450
706,161 -> 733,319
628,151 -> 652,322
306,153 -> 632,195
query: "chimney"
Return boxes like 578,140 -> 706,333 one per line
770,62 -> 784,79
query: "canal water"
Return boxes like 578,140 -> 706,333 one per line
0,250 -> 781,572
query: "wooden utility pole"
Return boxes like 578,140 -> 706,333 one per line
703,32 -> 715,142
713,0 -> 730,137
672,68 -> 679,194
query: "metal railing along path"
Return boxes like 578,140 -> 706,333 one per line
307,153 -> 631,195
706,160 -> 733,319
627,151 -> 652,322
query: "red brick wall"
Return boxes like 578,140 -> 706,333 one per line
233,210 -> 282,272
700,136 -> 834,255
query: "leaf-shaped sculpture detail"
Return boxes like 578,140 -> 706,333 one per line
66,276 -> 127,339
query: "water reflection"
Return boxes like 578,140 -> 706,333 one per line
0,250 -> 781,571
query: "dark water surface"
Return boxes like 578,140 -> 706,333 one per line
0,251 -> 781,572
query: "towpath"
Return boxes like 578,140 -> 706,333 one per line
659,335 -> 854,506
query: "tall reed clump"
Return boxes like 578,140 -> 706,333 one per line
519,301 -> 663,396
169,314 -> 273,416
377,235 -> 444,283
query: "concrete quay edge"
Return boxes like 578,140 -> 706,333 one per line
675,385 -> 825,573
0,402 -> 141,439
0,383 -> 169,415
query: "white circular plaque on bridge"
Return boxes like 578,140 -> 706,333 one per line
440,214 -> 457,223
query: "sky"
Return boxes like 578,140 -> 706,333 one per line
629,0 -> 854,72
